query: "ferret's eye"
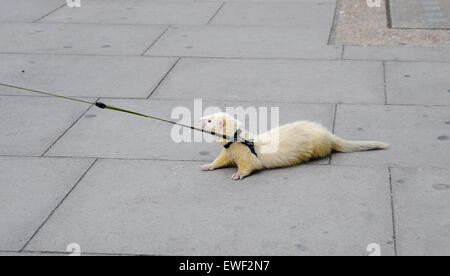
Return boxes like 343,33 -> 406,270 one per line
208,120 -> 212,123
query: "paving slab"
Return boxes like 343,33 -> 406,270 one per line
386,61 -> 450,106
332,105 -> 450,168
343,46 -> 450,62
210,3 -> 335,28
0,96 -> 90,156
0,0 -> 63,22
41,1 -> 221,25
391,167 -> 450,256
26,160 -> 394,256
389,0 -> 450,29
153,58 -> 384,104
46,99 -> 334,162
0,54 -> 177,98
0,23 -> 167,55
146,26 -> 341,59
0,156 -> 94,251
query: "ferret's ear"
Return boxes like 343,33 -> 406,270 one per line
198,116 -> 211,123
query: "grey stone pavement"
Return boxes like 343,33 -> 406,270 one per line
0,0 -> 449,256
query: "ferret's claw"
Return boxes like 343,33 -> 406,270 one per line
201,164 -> 213,171
232,174 -> 243,180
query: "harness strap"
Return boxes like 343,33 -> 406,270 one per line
223,129 -> 258,157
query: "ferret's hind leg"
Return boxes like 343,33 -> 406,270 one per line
201,149 -> 234,171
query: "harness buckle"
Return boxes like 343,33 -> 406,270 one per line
223,129 -> 258,157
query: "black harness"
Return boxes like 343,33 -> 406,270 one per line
223,129 -> 258,157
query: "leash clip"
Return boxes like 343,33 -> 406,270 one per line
95,102 -> 107,109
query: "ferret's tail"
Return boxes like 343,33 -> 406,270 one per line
331,135 -> 389,153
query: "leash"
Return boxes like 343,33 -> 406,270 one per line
0,82 -> 233,141
1,82 -> 259,156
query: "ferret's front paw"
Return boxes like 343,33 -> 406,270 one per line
201,164 -> 214,171
232,173 -> 244,180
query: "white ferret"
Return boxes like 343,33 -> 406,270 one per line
200,112 -> 388,180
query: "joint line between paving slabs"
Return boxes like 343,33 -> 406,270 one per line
328,103 -> 338,165
3,154 -> 450,171
207,2 -> 226,25
40,100 -> 97,157
146,57 -> 181,99
382,61 -> 388,105
385,0 -> 393,29
34,3 -> 66,23
388,167 -> 398,256
2,51 -> 450,64
140,25 -> 172,56
6,93 -> 447,107
21,249 -> 142,256
19,158 -> 99,252
327,0 -> 341,46
331,103 -> 338,135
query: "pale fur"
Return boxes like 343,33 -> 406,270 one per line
200,113 -> 388,180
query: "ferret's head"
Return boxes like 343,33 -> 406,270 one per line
199,112 -> 241,144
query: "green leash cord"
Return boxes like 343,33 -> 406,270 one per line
0,82 -> 232,141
